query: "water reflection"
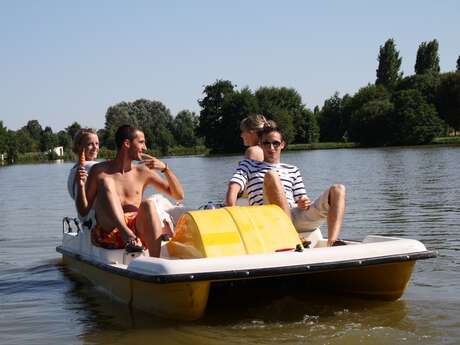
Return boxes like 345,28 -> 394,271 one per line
61,261 -> 413,345
1,146 -> 459,345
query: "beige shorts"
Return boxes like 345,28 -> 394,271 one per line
291,188 -> 330,232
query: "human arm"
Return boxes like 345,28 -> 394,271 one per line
160,164 -> 184,201
245,145 -> 264,161
225,182 -> 242,206
142,156 -> 184,201
292,167 -> 309,208
296,195 -> 311,209
75,165 -> 99,216
225,159 -> 251,206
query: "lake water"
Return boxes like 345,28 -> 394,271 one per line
0,146 -> 459,345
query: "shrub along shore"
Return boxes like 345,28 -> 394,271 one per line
3,136 -> 459,164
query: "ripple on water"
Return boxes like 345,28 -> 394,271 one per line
1,149 -> 459,345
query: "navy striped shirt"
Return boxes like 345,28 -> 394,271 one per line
230,159 -> 307,207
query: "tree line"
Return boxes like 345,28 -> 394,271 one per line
322,38 -> 460,146
199,39 -> 459,150
1,38 -> 459,161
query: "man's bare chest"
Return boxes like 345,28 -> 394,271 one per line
103,171 -> 145,204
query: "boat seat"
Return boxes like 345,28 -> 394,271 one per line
72,194 -> 188,263
64,228 -> 147,265
146,193 -> 192,226
298,228 -> 323,248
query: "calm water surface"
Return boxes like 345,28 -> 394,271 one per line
0,146 -> 459,345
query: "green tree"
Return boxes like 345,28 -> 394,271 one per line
103,103 -> 136,149
255,86 -> 304,143
65,122 -> 82,142
105,102 -> 137,130
347,85 -> 390,111
349,99 -> 394,146
57,130 -> 72,150
198,80 -> 236,149
25,120 -> 43,142
388,89 -> 443,145
131,99 -> 175,154
346,85 -> 391,143
318,92 -> 347,142
0,121 -> 7,154
396,72 -> 440,104
457,56 -> 460,72
376,38 -> 403,89
40,126 -> 58,152
218,88 -> 259,153
21,120 -> 42,151
293,108 -> 319,143
104,99 -> 175,155
436,72 -> 460,133
14,128 -> 36,153
173,110 -> 199,147
415,40 -> 441,75
6,130 -> 18,163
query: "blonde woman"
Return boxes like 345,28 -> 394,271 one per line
67,128 -> 100,201
66,128 -> 100,229
240,114 -> 276,161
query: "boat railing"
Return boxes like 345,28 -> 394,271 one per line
62,217 -> 82,234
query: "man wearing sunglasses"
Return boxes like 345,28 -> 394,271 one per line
226,126 -> 346,247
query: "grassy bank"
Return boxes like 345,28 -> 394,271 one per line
287,135 -> 460,151
286,142 -> 359,151
431,136 -> 460,145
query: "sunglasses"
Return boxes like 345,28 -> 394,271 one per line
262,140 -> 282,149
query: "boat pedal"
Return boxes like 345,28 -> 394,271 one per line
332,239 -> 347,246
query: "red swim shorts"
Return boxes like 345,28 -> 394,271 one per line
91,212 -> 144,249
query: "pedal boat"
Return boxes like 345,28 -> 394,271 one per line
56,205 -> 436,320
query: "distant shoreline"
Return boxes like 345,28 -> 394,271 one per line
286,136 -> 460,151
1,136 -> 459,165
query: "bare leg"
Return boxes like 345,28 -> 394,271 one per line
135,199 -> 164,257
326,184 -> 346,246
94,177 -> 136,243
263,171 -> 291,218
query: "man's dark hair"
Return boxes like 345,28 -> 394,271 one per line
258,124 -> 284,142
115,125 -> 138,149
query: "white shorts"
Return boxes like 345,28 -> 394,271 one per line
291,188 -> 330,232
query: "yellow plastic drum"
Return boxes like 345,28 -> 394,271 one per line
167,205 -> 301,258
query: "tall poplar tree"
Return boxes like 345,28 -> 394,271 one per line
415,39 -> 441,75
456,55 -> 460,72
376,38 -> 403,89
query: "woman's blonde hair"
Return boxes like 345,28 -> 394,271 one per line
240,114 -> 277,132
72,128 -> 97,155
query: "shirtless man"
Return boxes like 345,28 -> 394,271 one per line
226,126 -> 346,246
76,125 -> 184,257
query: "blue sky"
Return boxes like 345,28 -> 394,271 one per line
1,0 -> 459,131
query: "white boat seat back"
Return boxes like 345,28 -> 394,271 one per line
146,193 -> 193,226
298,228 -> 323,248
